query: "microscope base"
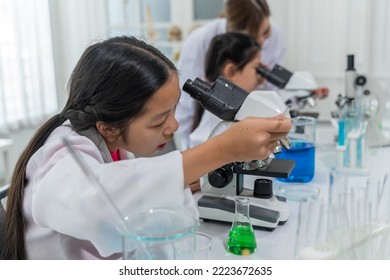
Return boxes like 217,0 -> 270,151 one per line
197,192 -> 289,231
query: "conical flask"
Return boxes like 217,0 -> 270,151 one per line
227,197 -> 257,255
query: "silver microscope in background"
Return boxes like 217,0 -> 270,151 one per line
331,54 -> 390,175
257,64 -> 320,118
182,76 -> 295,231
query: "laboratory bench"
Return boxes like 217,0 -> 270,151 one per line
195,122 -> 390,260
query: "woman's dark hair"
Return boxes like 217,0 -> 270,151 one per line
2,36 -> 176,259
192,32 -> 260,131
225,0 -> 271,38
205,32 -> 260,83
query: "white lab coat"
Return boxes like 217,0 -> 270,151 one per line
23,121 -> 198,259
175,18 -> 286,150
189,111 -> 228,149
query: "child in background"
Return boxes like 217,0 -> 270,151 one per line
188,32 -> 265,193
190,32 -> 265,149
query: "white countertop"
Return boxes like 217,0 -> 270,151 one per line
196,122 -> 390,259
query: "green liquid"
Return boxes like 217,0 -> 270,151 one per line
227,224 -> 257,256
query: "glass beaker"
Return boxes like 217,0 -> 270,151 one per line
227,197 -> 257,256
118,208 -> 197,260
174,231 -> 212,260
275,116 -> 316,182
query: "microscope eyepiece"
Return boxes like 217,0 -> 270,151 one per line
256,64 -> 292,89
193,78 -> 211,91
182,76 -> 248,121
347,54 -> 355,71
182,78 -> 210,102
256,65 -> 272,78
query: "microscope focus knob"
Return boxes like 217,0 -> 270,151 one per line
356,75 -> 367,86
208,165 -> 233,189
253,178 -> 273,199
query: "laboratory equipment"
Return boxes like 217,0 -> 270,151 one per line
173,231 -> 212,260
257,64 -> 319,118
275,116 -> 316,182
277,183 -> 320,202
118,208 -> 197,260
361,77 -> 390,147
330,54 -> 390,174
257,64 -> 317,91
182,76 -> 295,230
295,173 -> 390,259
344,54 -> 357,99
227,197 -> 257,256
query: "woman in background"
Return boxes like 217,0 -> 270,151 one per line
2,36 -> 291,259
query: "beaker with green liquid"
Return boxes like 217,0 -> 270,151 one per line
227,197 -> 257,256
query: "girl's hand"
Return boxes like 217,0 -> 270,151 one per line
311,87 -> 329,99
216,116 -> 292,163
189,179 -> 201,194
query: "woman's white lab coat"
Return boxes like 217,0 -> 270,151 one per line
23,121 -> 198,259
175,18 -> 286,150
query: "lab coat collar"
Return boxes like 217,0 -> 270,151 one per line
77,127 -> 113,163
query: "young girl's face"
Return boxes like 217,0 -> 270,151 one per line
230,51 -> 264,92
119,73 -> 180,156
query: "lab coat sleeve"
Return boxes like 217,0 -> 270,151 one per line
29,132 -> 197,257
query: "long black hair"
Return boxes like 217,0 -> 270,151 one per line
192,32 -> 260,131
205,32 -> 260,82
2,36 -> 176,259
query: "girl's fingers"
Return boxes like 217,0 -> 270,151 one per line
245,117 -> 291,132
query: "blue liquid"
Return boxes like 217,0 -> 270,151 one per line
275,141 -> 315,183
338,120 -> 345,146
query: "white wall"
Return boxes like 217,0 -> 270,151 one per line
3,0 -> 108,182
49,0 -> 108,108
268,0 -> 390,120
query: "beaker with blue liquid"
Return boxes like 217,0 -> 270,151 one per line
275,116 -> 316,183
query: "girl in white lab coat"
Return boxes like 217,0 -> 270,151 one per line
188,32 -> 265,193
2,36 -> 291,259
190,32 -> 264,149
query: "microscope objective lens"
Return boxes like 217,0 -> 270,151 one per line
279,137 -> 292,150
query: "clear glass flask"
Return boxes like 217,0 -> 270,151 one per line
227,197 -> 257,255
